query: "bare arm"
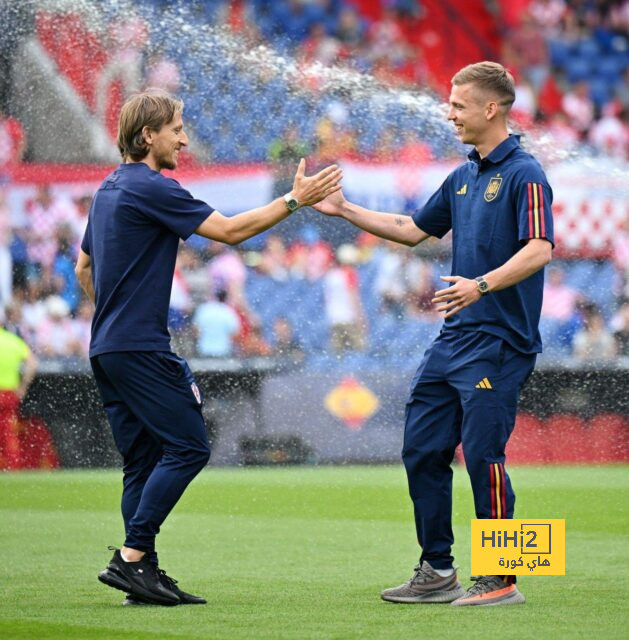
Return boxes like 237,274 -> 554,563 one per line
433,238 -> 553,318
195,160 -> 342,245
17,352 -> 38,401
75,249 -> 95,304
313,190 -> 429,247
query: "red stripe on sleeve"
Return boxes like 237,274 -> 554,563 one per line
499,464 -> 507,518
489,464 -> 496,518
538,184 -> 546,237
527,183 -> 533,237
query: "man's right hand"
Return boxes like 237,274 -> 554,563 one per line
291,159 -> 343,207
312,188 -> 347,217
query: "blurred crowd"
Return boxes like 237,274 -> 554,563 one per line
0,181 -> 627,366
0,0 -> 627,367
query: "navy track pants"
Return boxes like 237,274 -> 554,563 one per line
91,351 -> 210,554
402,330 -> 536,572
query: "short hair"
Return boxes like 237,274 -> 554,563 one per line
452,61 -> 516,110
116,89 -> 183,161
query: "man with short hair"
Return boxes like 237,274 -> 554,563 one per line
76,89 -> 341,606
314,61 -> 554,606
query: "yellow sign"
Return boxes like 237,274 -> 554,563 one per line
471,519 -> 565,575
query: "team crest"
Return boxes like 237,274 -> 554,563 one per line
484,175 -> 502,202
191,382 -> 202,404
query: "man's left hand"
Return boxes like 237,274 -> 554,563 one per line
432,276 -> 482,318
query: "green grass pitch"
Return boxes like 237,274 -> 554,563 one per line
1,465 -> 627,639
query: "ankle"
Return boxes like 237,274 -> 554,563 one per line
121,546 -> 145,562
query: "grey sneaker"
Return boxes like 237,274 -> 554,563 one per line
451,575 -> 525,606
381,561 -> 466,603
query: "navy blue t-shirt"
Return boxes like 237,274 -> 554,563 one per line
412,135 -> 554,354
81,162 -> 213,357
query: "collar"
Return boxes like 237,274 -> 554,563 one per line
467,134 -> 521,166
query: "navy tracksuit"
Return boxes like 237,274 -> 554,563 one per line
91,351 -> 210,555
402,330 -> 535,571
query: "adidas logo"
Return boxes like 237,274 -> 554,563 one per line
456,184 -> 467,195
475,377 -> 493,389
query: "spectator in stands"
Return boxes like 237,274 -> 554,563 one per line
0,309 -> 38,470
611,298 -> 629,357
323,243 -> 366,353
35,295 -> 83,358
192,288 -> 241,358
541,265 -> 582,345
336,5 -> 365,52
573,304 -> 616,362
26,185 -> 78,271
315,101 -> 357,166
612,216 -> 629,297
268,125 -> 311,199
300,23 -> 341,66
272,315 -> 304,363
286,224 -> 333,280
72,192 -> 93,247
72,298 -> 93,359
259,234 -> 290,281
374,240 -> 410,318
53,224 -> 80,314
20,279 -> 48,345
561,81 -> 595,137
207,242 -> 248,304
588,102 -> 629,159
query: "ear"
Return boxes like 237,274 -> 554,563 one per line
141,125 -> 153,146
485,101 -> 499,121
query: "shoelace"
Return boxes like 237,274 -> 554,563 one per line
409,564 -> 433,585
157,568 -> 179,590
465,575 -> 500,596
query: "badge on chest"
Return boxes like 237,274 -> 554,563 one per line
484,174 -> 503,202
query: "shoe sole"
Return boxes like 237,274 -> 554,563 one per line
381,586 -> 466,604
451,590 -> 526,606
98,568 -> 180,606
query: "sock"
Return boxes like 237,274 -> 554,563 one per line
434,568 -> 454,577
120,550 -> 138,563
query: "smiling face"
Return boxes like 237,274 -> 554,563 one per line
447,83 -> 493,147
143,111 -> 188,171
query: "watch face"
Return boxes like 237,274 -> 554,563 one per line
476,277 -> 489,293
286,198 -> 299,212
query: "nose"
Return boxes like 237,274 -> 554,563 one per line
180,130 -> 189,147
447,106 -> 456,121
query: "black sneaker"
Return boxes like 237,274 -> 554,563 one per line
156,568 -> 207,604
98,547 -> 180,606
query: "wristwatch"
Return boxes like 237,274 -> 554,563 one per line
283,193 -> 300,213
475,276 -> 490,296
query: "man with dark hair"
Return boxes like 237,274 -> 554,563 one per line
75,89 -> 341,606
314,61 -> 554,606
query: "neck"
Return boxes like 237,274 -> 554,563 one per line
127,155 -> 160,172
475,128 -> 510,159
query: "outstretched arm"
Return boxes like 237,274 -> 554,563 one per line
195,159 -> 342,245
433,238 -> 553,318
313,189 -> 429,247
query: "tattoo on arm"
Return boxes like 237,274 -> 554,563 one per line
394,217 -> 405,227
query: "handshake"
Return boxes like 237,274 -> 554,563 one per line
284,158 -> 346,218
